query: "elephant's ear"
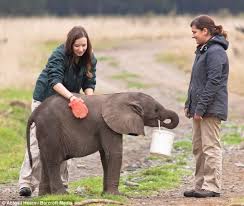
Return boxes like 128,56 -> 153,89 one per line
102,93 -> 145,136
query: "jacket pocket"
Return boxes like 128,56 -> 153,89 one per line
191,89 -> 200,103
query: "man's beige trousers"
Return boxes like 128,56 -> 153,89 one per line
19,99 -> 69,192
192,117 -> 222,193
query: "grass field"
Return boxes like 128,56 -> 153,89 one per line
1,15 -> 244,94
0,89 -> 31,183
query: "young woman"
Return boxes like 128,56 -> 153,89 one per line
184,15 -> 229,198
19,26 -> 97,197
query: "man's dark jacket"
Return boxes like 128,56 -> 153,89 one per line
185,35 -> 229,121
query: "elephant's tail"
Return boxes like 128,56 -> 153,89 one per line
26,116 -> 34,168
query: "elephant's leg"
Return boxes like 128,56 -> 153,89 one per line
47,162 -> 67,194
38,155 -> 51,196
104,152 -> 122,195
37,124 -> 67,194
99,149 -> 108,191
39,144 -> 66,194
100,133 -> 123,195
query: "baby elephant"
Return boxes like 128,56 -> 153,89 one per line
26,92 -> 179,195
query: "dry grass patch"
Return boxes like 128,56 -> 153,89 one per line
1,15 -> 244,96
0,15 -> 170,89
155,50 -> 193,73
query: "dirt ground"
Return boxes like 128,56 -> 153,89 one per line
0,39 -> 244,205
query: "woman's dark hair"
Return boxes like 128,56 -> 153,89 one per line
65,26 -> 93,78
190,15 -> 227,39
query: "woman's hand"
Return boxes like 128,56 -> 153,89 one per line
68,97 -> 88,118
52,83 -> 84,102
69,95 -> 84,103
84,88 -> 94,95
194,113 -> 203,120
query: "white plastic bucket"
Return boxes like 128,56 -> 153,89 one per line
150,129 -> 175,156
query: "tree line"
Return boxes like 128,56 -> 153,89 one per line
0,0 -> 244,16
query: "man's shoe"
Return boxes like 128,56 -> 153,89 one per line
194,189 -> 220,198
183,189 -> 196,197
19,187 -> 32,197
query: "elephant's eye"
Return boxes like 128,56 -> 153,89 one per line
155,108 -> 158,113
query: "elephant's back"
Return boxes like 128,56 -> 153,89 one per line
40,94 -> 70,113
32,95 -> 72,124
36,94 -> 108,122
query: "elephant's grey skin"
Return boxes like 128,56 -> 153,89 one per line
26,92 -> 179,196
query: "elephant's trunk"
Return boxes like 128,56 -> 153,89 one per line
160,110 -> 179,129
